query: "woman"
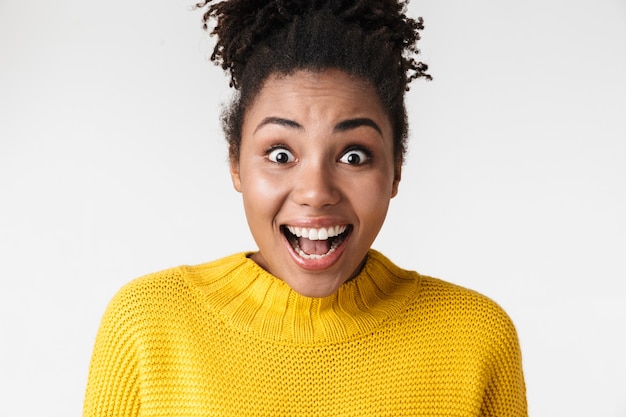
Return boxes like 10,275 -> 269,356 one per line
84,1 -> 527,415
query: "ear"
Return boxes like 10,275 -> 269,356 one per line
230,159 -> 242,193
391,163 -> 402,198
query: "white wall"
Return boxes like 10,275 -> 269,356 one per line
1,1 -> 625,416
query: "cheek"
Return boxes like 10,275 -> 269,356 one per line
348,173 -> 394,224
240,172 -> 287,223
350,170 -> 394,201
362,197 -> 392,225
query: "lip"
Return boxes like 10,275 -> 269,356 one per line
280,219 -> 353,271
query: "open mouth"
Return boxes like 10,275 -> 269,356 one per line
281,225 -> 352,260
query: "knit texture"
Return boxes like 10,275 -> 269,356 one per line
84,250 -> 527,416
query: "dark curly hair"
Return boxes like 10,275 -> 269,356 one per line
195,0 -> 431,164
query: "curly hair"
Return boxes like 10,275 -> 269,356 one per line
195,0 -> 431,164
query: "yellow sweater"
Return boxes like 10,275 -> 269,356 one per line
84,250 -> 526,416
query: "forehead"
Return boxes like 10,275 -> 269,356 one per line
245,69 -> 389,126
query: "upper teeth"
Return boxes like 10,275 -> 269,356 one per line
286,225 -> 347,241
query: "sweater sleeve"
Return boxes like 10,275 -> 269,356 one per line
83,284 -> 142,417
480,309 -> 527,417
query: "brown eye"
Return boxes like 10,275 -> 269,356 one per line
268,148 -> 295,164
339,149 -> 369,165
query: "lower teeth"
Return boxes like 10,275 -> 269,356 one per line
293,239 -> 341,260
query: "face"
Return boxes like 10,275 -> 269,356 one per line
231,69 -> 401,297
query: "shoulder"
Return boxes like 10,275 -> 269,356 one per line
369,250 -> 518,335
107,265 -> 187,308
102,253 -> 249,324
368,250 -> 512,321
99,265 -> 189,332
110,253 -> 248,301
408,274 -> 521,352
417,275 -> 513,322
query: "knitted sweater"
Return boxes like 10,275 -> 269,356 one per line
84,250 -> 527,416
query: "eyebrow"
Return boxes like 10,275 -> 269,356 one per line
254,117 -> 303,134
254,117 -> 382,135
334,118 -> 382,136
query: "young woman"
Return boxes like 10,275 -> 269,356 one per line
84,1 -> 527,415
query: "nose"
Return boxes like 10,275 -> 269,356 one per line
290,161 -> 341,208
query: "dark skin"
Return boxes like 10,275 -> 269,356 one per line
230,70 -> 401,296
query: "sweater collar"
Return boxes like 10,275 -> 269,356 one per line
185,249 -> 418,344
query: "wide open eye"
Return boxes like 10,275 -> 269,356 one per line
339,148 -> 370,165
267,147 -> 295,164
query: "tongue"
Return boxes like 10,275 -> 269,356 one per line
299,237 -> 331,255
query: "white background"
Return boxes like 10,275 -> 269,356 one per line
1,0 -> 625,416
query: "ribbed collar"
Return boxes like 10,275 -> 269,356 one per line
184,250 -> 419,344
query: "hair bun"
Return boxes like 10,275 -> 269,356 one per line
195,0 -> 430,88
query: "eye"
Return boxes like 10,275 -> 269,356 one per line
267,147 -> 295,164
339,148 -> 370,165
